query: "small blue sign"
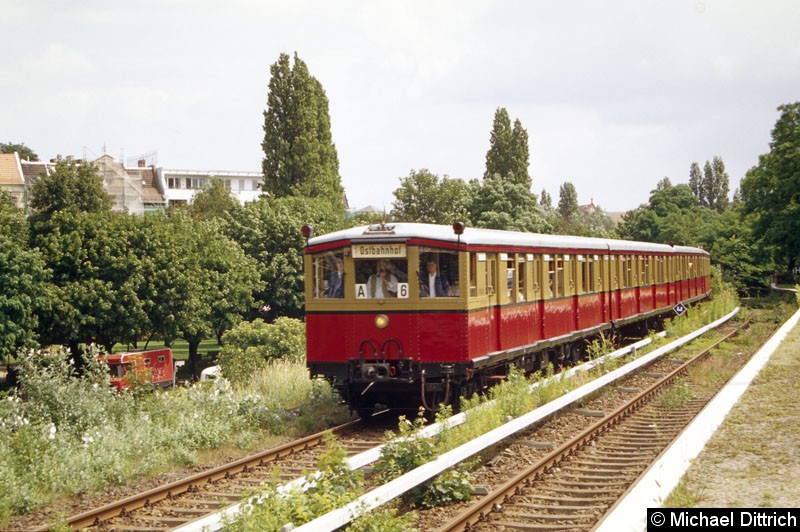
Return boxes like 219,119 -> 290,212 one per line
673,302 -> 687,316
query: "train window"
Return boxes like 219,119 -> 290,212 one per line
581,255 -> 595,293
547,254 -> 565,298
642,256 -> 651,285
469,253 -> 478,297
505,256 -> 514,299
419,250 -> 459,297
312,251 -> 345,299
354,258 -> 409,299
621,256 -> 631,288
517,255 -> 526,301
531,255 -> 542,298
610,255 -> 618,290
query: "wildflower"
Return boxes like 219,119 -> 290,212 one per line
48,424 -> 57,440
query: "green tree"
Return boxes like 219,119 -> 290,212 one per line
704,207 -> 772,291
741,102 -> 800,272
188,177 -> 243,221
224,196 -> 346,320
177,217 -> 262,375
539,189 -> 553,210
483,108 -> 531,188
689,162 -> 702,199
617,181 -> 706,245
0,142 -> 38,161
29,160 -> 113,221
702,157 -> 730,213
468,177 -> 549,233
557,182 -> 579,220
262,52 -> 344,203
0,189 -> 27,246
0,233 -> 49,361
689,157 -> 730,213
31,211 -> 149,357
391,169 -> 471,224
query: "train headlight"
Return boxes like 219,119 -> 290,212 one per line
374,314 -> 389,329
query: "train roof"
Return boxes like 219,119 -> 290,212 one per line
306,223 -> 708,256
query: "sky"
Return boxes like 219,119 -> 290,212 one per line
2,1 -> 798,213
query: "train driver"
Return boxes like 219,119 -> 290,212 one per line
367,259 -> 398,298
420,256 -> 450,297
325,257 -> 344,298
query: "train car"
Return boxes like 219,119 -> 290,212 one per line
303,222 -> 711,416
100,348 -> 175,392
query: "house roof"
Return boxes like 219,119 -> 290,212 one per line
127,166 -> 165,204
20,160 -> 52,182
0,153 -> 23,184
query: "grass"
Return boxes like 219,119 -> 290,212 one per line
664,477 -> 705,507
0,349 -> 350,528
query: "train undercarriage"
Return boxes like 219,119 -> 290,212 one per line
312,309 -> 673,419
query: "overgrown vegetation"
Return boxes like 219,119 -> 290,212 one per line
217,317 -> 306,385
224,434 -> 362,530
663,266 -> 739,339
0,346 -> 349,527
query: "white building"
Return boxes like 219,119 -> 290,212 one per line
156,168 -> 264,206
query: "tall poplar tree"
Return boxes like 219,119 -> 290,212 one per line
689,162 -> 702,199
710,156 -> 730,213
261,53 -> 344,203
483,108 -> 531,189
688,157 -> 729,213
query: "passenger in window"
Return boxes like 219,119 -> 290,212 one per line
368,259 -> 398,298
420,257 -> 450,297
326,258 -> 344,298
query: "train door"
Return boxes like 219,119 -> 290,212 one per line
600,254 -> 608,322
572,254 -> 581,331
531,254 -> 545,341
609,255 -> 620,321
487,253 -> 499,353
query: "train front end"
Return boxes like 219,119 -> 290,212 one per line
304,223 -> 470,416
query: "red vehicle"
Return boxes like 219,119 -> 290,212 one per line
101,348 -> 175,392
303,223 -> 711,417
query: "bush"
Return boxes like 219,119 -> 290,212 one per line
0,344 -> 345,526
218,318 -> 306,385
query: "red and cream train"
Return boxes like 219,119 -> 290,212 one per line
304,223 -> 711,416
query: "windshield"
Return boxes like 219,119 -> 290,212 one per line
354,258 -> 409,299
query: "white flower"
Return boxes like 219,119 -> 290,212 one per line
48,424 -> 57,440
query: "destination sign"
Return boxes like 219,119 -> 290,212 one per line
352,243 -> 407,259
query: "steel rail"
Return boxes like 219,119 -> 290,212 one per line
437,321 -> 745,531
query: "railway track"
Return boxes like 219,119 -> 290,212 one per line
29,312 -> 745,531
436,321 -> 747,531
31,416 -> 391,531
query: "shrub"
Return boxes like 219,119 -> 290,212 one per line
225,434 -> 364,530
374,411 -> 474,509
0,345 -> 346,526
218,318 -> 306,385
